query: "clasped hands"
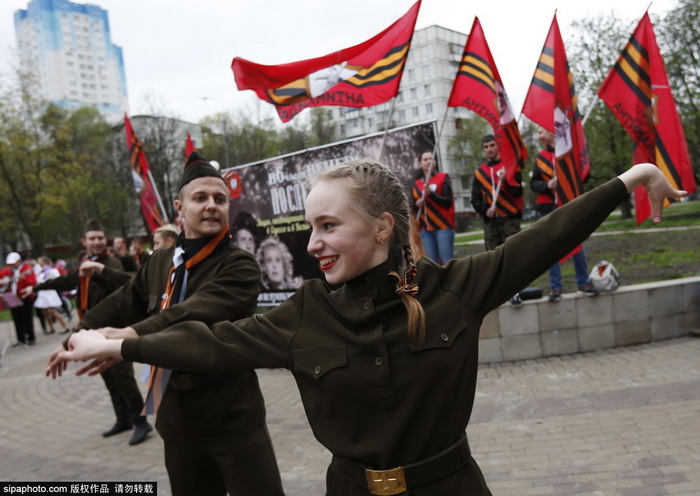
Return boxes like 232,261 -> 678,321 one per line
46,326 -> 137,379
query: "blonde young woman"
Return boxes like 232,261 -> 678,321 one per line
56,161 -> 684,496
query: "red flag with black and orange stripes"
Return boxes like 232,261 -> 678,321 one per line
184,132 -> 196,159
232,1 -> 421,122
124,114 -> 167,233
597,12 -> 696,224
448,17 -> 527,185
521,14 -> 590,206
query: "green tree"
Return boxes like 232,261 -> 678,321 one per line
307,108 -> 337,147
447,113 -> 490,178
0,69 -> 142,255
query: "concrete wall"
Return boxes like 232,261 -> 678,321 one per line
479,276 -> 700,363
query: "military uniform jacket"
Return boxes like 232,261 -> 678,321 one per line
122,179 -> 627,491
83,243 -> 265,443
34,254 -> 128,311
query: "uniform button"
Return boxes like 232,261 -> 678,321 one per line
375,357 -> 383,366
363,301 -> 370,310
314,366 -> 321,375
369,329 -> 376,336
441,333 -> 449,342
364,275 -> 373,282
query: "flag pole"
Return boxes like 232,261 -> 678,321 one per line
147,169 -> 170,224
377,96 -> 399,160
582,96 -> 599,127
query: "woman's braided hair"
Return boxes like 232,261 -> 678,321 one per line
311,159 -> 426,342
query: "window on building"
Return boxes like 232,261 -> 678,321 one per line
424,84 -> 431,97
426,103 -> 433,115
410,88 -> 417,100
398,110 -> 406,122
412,107 -> 419,118
408,68 -> 415,81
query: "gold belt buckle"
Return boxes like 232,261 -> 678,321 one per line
365,467 -> 407,495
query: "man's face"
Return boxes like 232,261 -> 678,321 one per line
82,230 -> 107,256
482,140 -> 499,161
175,177 -> 230,239
113,237 -> 126,254
538,127 -> 554,147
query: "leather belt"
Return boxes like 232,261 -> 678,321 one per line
331,434 -> 470,495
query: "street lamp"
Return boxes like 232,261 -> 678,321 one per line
202,97 -> 230,169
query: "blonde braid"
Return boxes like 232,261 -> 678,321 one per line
400,243 -> 426,343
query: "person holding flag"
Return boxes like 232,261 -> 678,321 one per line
521,13 -> 597,301
470,135 -> 524,307
411,150 -> 456,264
531,127 -> 598,301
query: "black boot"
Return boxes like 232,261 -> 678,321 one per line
102,422 -> 133,437
129,417 -> 153,445
103,391 -> 132,437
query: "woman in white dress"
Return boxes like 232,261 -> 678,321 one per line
34,256 -> 69,334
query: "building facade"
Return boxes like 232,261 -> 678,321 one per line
14,0 -> 128,123
328,25 -> 477,219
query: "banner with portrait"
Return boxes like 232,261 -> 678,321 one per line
221,120 -> 436,305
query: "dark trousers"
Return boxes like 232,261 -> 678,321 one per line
483,218 -> 521,251
100,360 -> 146,426
10,301 -> 35,344
164,425 -> 285,496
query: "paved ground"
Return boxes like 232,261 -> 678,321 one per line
1,317 -> 698,495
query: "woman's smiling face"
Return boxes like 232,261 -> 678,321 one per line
305,179 -> 389,285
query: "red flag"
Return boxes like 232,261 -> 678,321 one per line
124,114 -> 166,233
232,1 -> 421,122
447,17 -> 527,185
184,132 -> 196,158
521,14 -> 590,205
597,12 -> 696,224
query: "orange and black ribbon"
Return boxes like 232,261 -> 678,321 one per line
143,226 -> 231,415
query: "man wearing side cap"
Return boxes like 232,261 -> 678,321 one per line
49,152 -> 284,496
25,221 -> 149,444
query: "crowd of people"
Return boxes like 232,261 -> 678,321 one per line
0,148 -> 685,495
0,223 -> 182,447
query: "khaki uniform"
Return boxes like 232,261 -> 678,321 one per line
36,254 -> 143,433
83,243 -> 283,496
123,179 -> 628,495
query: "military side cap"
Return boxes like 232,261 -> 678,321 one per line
178,151 -> 225,192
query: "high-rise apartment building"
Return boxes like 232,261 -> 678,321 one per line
14,0 -> 128,123
328,25 -> 478,219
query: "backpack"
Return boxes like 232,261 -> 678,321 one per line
589,260 -> 620,292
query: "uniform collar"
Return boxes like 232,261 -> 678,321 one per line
343,254 -> 400,301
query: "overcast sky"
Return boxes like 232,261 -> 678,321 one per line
0,0 -> 677,125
